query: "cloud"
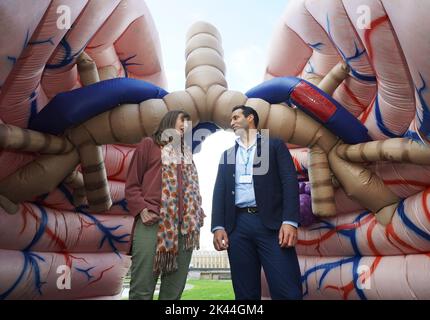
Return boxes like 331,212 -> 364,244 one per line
225,45 -> 266,92
194,131 -> 235,249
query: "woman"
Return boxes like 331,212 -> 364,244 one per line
125,110 -> 205,300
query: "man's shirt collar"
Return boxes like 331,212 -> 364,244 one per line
235,132 -> 261,150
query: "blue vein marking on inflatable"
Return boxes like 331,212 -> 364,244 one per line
75,266 -> 96,281
4,30 -> 31,66
76,207 -> 129,257
0,252 -> 46,300
7,56 -> 17,64
309,211 -> 369,256
58,184 -> 130,255
345,42 -> 366,62
374,95 -> 402,138
417,73 -> 430,136
301,255 -> 367,300
351,256 -> 367,300
301,211 -> 372,300
115,198 -> 128,212
0,258 -> 30,299
25,251 -> 46,295
349,68 -> 377,82
308,42 -> 324,51
0,204 -> 48,299
28,36 -> 55,46
403,130 -> 421,142
302,257 -> 350,296
398,199 -> 430,242
326,13 -> 376,82
120,54 -> 143,78
46,39 -> 89,69
24,204 -> 48,251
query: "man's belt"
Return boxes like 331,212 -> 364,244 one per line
236,206 -> 259,214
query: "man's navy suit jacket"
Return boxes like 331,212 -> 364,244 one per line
211,135 -> 299,234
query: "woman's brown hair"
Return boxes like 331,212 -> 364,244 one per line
152,110 -> 190,146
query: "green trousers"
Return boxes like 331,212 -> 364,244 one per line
129,218 -> 193,300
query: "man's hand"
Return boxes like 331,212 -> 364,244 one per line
213,229 -> 229,251
279,224 -> 298,248
140,208 -> 160,226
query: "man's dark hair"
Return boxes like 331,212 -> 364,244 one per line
232,105 -> 259,128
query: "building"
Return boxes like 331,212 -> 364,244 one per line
189,250 -> 231,280
190,250 -> 230,269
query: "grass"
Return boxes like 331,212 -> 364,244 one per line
180,279 -> 234,300
148,279 -> 234,300
123,278 -> 235,300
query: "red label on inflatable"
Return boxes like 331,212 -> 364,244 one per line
291,82 -> 337,122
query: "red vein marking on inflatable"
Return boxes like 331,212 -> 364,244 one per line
298,214 -> 373,248
37,201 -> 67,211
342,83 -> 367,112
65,254 -> 90,269
39,202 -> 97,230
67,254 -> 89,264
385,223 -> 406,253
385,223 -> 424,253
87,265 -> 115,286
24,204 -> 69,251
19,205 -> 30,235
364,15 -> 389,64
384,179 -> 430,187
36,202 -> 97,232
85,43 -> 104,50
422,188 -> 430,223
21,205 -> 86,269
359,96 -> 376,124
78,214 -> 97,229
22,206 -> 102,266
107,145 -> 134,180
367,218 -> 381,256
41,200 -> 64,207
21,204 -> 84,269
325,256 -> 382,299
292,157 -> 304,175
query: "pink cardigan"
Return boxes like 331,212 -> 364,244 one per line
125,137 -> 163,217
125,137 -> 184,218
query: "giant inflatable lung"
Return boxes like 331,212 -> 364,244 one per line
0,0 -> 166,299
1,0 -> 430,300
262,0 -> 430,299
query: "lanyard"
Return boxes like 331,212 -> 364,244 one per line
240,146 -> 253,175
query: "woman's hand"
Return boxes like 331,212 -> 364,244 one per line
140,208 -> 160,225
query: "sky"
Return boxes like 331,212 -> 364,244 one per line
145,0 -> 290,249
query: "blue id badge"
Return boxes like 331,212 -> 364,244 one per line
238,174 -> 253,184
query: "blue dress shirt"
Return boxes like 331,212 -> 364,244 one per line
212,135 -> 298,232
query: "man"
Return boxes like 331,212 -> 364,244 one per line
212,105 -> 302,300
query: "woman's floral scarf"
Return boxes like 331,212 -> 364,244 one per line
154,142 -> 205,274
